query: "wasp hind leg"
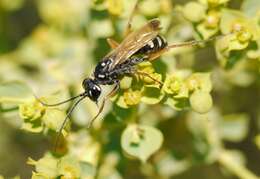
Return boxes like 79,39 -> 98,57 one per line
166,34 -> 233,50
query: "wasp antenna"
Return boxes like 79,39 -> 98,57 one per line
167,33 -> 234,49
54,95 -> 87,152
33,92 -> 85,107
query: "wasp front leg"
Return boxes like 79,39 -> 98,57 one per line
87,80 -> 120,128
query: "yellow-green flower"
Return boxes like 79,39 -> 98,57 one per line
186,76 -> 200,92
58,155 -> 81,179
199,0 -> 230,7
106,0 -> 123,16
137,61 -> 155,74
123,90 -> 142,106
163,74 -> 182,95
19,99 -> 45,121
236,27 -> 253,43
204,11 -> 220,29
185,73 -> 212,92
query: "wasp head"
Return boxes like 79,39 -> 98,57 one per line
82,78 -> 101,102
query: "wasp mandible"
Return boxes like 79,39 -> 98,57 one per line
36,0 -> 229,148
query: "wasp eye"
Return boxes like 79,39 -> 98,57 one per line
89,84 -> 101,102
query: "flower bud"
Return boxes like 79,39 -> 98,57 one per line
163,75 -> 182,95
189,90 -> 213,113
204,11 -> 220,29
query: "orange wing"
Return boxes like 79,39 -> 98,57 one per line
105,19 -> 161,70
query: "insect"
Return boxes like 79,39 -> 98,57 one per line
36,1 -> 231,150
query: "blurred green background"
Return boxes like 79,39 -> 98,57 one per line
0,0 -> 260,178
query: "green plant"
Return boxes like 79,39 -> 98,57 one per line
0,0 -> 259,178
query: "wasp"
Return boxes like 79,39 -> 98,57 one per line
36,1 -> 229,149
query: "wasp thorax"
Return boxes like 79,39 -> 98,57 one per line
82,78 -> 101,102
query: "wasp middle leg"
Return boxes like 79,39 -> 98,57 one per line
136,71 -> 163,86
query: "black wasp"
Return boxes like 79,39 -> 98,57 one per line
36,1 -> 228,149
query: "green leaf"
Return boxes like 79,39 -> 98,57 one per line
121,124 -> 163,162
165,97 -> 189,111
141,86 -> 164,105
196,22 -> 219,39
21,121 -> 43,133
115,95 -> 129,109
255,135 -> 260,151
57,155 -> 81,178
220,114 -> 249,142
42,108 -> 67,131
0,81 -> 32,103
220,9 -> 244,34
156,152 -> 191,177
225,51 -> 244,69
120,76 -> 133,89
27,153 -> 58,178
108,104 -> 136,123
189,90 -> 213,114
182,2 -> 206,23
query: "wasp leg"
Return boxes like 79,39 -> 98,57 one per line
166,34 -> 233,51
148,48 -> 168,61
87,80 -> 120,128
148,34 -> 233,61
107,38 -> 120,49
124,0 -> 139,37
136,71 -> 163,87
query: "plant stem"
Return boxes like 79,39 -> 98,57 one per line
218,150 -> 259,179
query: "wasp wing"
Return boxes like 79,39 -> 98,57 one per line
105,19 -> 161,70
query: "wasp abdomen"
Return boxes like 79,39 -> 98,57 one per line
135,35 -> 167,55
